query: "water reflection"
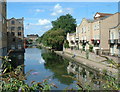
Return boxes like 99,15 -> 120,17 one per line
9,51 -> 24,68
41,50 -> 75,85
24,48 -> 77,90
67,60 -> 119,90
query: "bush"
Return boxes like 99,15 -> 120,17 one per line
89,44 -> 93,52
64,40 -> 70,49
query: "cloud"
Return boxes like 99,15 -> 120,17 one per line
43,25 -> 52,29
38,19 -> 51,25
51,4 -> 63,16
35,9 -> 45,13
51,4 -> 73,16
28,19 -> 51,26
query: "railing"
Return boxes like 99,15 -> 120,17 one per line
118,39 -> 120,44
109,39 -> 120,45
109,39 -> 115,44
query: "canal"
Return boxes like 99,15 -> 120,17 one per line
10,47 -> 118,90
24,48 -> 77,90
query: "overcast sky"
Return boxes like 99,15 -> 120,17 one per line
7,2 -> 119,37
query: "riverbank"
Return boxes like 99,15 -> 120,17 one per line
54,51 -> 118,78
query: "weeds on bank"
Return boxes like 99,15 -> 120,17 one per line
0,55 -> 56,92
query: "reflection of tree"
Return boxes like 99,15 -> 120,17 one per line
41,51 -> 75,85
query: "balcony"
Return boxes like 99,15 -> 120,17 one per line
109,39 -> 115,44
91,39 -> 100,44
75,37 -> 79,41
109,39 -> 119,45
75,38 -> 79,43
117,39 -> 120,45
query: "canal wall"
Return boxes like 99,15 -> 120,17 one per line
54,51 -> 118,78
63,48 -> 119,63
63,48 -> 106,63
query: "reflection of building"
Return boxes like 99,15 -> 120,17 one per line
7,17 -> 24,52
27,34 -> 39,42
67,61 -> 102,90
9,52 -> 24,67
0,0 -> 7,56
109,24 -> 120,57
9,51 -> 24,74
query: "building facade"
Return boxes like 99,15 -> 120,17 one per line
0,0 -> 7,56
7,17 -> 24,52
27,34 -> 39,42
99,12 -> 119,54
76,12 -> 120,55
66,33 -> 76,49
76,18 -> 93,51
109,24 -> 120,57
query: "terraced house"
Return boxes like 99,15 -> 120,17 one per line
75,12 -> 120,55
76,18 -> 93,51
0,0 -> 7,56
109,23 -> 120,57
7,17 -> 24,52
66,33 -> 76,50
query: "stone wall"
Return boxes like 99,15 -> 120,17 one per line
63,48 -> 118,63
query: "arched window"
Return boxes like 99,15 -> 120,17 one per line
11,20 -> 15,25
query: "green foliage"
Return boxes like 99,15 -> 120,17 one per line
82,45 -> 85,51
64,40 -> 70,48
42,50 -> 75,85
89,44 -> 93,52
1,56 -> 13,73
38,14 -> 76,50
28,39 -> 33,42
0,56 -> 55,91
86,50 -> 89,59
41,29 -> 65,50
51,14 -> 77,34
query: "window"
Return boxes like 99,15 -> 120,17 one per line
18,44 -> 22,49
13,38 -> 15,42
18,55 -> 22,59
84,27 -> 86,33
82,28 -> 84,33
2,17 -> 5,24
11,32 -> 15,36
94,25 -> 96,30
11,45 -> 15,50
11,27 -> 15,31
11,20 -> 15,25
18,27 -> 22,31
119,32 -> 120,42
0,13 -> 2,22
0,32 -> 2,39
7,32 -> 9,36
18,32 -> 21,36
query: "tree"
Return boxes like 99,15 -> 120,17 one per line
41,29 -> 65,50
64,40 -> 70,49
51,14 -> 77,34
38,14 -> 77,50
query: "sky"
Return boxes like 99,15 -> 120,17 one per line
7,2 -> 119,37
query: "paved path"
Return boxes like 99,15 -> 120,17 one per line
55,51 -> 119,78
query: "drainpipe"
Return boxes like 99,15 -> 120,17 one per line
99,20 -> 102,55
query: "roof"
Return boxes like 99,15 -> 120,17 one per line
86,19 -> 94,23
7,17 -> 24,24
94,12 -> 113,19
69,33 -> 76,36
27,34 -> 39,37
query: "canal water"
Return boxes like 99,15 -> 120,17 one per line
9,48 -> 119,90
24,48 -> 77,90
